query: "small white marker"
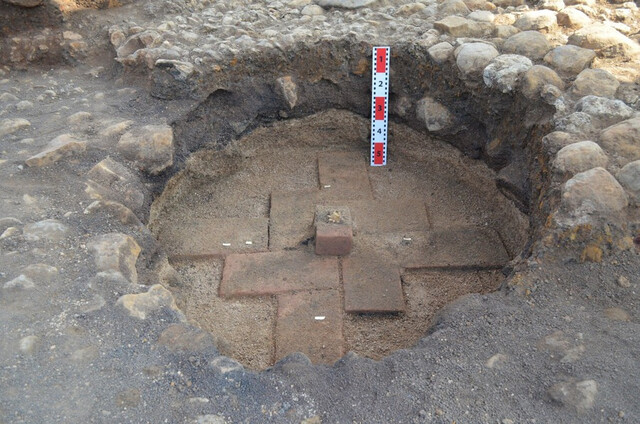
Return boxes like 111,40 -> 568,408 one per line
402,237 -> 412,241
245,240 -> 253,245
222,242 -> 231,247
314,316 -> 326,321
323,185 -> 331,189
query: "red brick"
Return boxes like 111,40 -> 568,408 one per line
156,217 -> 268,258
342,253 -> 405,313
317,151 -> 373,200
315,223 -> 353,256
349,199 -> 430,234
314,205 -> 353,256
276,289 -> 343,364
269,190 -> 319,249
392,227 -> 510,269
220,250 -> 339,297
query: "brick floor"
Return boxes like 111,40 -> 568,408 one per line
220,250 -> 339,297
269,189 -> 319,249
342,252 -> 405,313
393,227 -> 509,269
317,151 -> 373,200
349,199 -> 430,234
275,289 -> 343,364
157,217 -> 268,258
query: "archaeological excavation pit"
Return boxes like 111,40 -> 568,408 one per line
149,108 -> 529,370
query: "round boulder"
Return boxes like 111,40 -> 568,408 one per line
483,54 -> 532,93
503,31 -> 552,60
560,167 -> 628,222
616,160 -> 640,202
455,43 -> 499,79
570,68 -> 620,99
553,141 -> 608,175
543,45 -> 596,75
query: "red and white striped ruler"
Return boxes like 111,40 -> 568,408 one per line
370,46 -> 390,167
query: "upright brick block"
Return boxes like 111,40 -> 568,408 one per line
315,206 -> 353,256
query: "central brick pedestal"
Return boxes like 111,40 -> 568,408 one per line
314,206 -> 353,256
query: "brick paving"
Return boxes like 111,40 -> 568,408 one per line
342,252 -> 405,313
318,151 -> 373,200
157,217 -> 268,258
394,228 -> 509,269
208,150 -> 510,364
220,250 -> 339,297
275,290 -> 343,364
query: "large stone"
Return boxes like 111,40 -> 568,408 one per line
315,0 -> 376,8
0,118 -> 30,138
117,124 -> 174,175
25,134 -> 87,167
3,275 -> 35,290
616,160 -> 640,202
415,96 -> 455,131
428,42 -> 454,64
395,3 -> 428,16
571,68 -> 620,99
574,96 -> 633,128
503,31 -> 552,60
600,117 -> 640,163
568,23 -> 640,58
301,4 -> 324,14
84,200 -> 141,228
483,54 -> 532,93
434,16 -> 493,38
22,263 -> 58,282
0,217 -> 22,234
543,131 -> 580,156
557,7 -> 591,29
85,157 -> 146,216
521,65 -> 565,99
493,25 -> 519,39
514,10 -> 557,32
548,380 -> 598,414
467,10 -> 494,23
117,284 -> 184,320
88,233 -> 141,283
276,76 -> 298,109
543,45 -> 595,75
438,0 -> 470,15
560,167 -> 628,222
151,60 -> 197,100
554,112 -> 594,135
158,324 -> 216,353
455,43 -> 499,79
23,219 -> 69,242
538,0 -> 564,11
554,141 -> 608,174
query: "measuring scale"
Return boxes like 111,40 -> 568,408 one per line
370,46 -> 390,166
